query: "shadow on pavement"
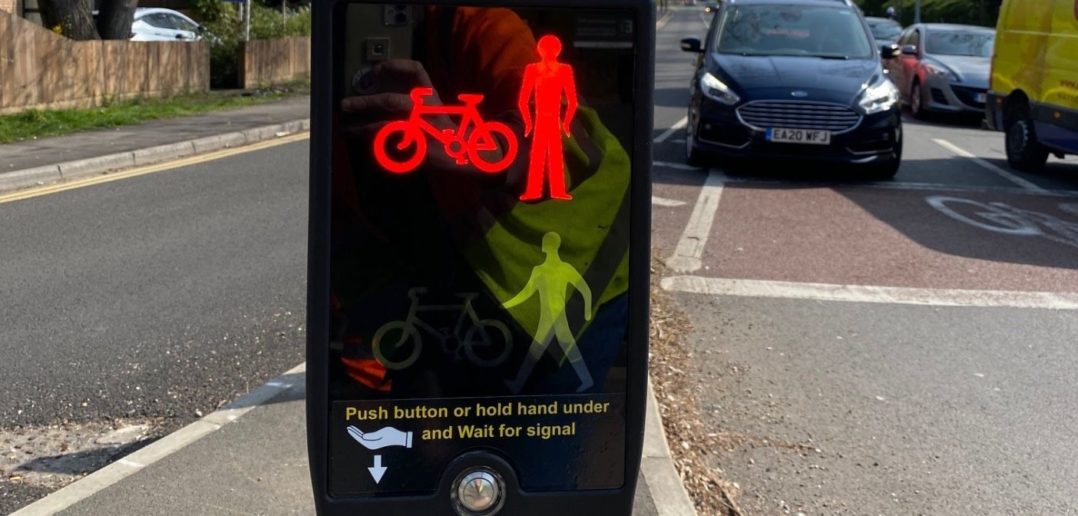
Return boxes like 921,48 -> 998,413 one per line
902,111 -> 986,129
13,439 -> 151,477
224,372 -> 306,410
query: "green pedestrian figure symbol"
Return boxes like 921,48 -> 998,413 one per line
503,232 -> 594,393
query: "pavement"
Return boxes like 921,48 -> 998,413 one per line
0,89 -> 694,516
13,367 -> 682,516
0,96 -> 311,193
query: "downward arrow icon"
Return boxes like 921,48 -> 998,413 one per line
368,455 -> 387,484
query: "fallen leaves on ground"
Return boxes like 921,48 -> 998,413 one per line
650,256 -> 744,516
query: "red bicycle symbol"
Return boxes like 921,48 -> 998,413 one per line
373,87 -> 519,174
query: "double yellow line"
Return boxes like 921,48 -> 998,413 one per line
0,132 -> 311,205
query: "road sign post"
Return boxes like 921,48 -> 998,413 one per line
308,1 -> 653,514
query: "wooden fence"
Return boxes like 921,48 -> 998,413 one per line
240,36 -> 310,89
0,13 -> 209,114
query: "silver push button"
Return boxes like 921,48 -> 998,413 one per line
454,468 -> 503,515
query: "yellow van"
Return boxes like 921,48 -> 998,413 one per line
987,0 -> 1078,171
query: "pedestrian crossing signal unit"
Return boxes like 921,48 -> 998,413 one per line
307,1 -> 654,514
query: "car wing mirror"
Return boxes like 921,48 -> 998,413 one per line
900,44 -> 918,56
680,37 -> 703,53
881,43 -> 900,59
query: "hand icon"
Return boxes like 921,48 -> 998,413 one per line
347,425 -> 414,450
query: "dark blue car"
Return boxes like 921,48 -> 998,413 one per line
682,0 -> 903,177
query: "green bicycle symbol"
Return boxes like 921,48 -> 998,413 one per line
372,288 -> 513,370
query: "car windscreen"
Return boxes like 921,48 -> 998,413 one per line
925,30 -> 994,57
714,4 -> 873,59
868,20 -> 901,40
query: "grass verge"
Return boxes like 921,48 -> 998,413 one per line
0,83 -> 309,144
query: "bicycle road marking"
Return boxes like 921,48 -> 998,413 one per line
661,276 -> 1078,310
933,138 -> 1047,193
927,195 -> 1078,248
666,168 -> 726,273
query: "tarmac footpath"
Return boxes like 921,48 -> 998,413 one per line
13,365 -> 694,516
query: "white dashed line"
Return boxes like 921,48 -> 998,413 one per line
653,117 -> 688,143
652,196 -> 688,207
666,169 -> 726,273
933,138 -> 1046,193
652,160 -> 701,171
656,9 -> 674,30
661,276 -> 1078,310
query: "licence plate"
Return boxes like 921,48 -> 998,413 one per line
975,92 -> 987,103
766,128 -> 831,145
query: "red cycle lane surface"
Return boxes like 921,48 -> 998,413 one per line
700,185 -> 1078,292
651,167 -> 705,256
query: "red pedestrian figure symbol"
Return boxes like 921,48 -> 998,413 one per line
518,35 -> 578,201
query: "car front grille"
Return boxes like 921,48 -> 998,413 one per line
736,101 -> 862,133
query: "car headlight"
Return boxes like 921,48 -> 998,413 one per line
923,63 -> 958,82
856,77 -> 899,115
699,72 -> 740,106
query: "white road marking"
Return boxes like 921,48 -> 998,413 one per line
661,276 -> 1078,310
666,169 -> 726,273
656,9 -> 674,30
648,161 -> 1078,197
11,362 -> 308,516
653,160 -> 701,171
652,196 -> 688,207
926,195 -> 1078,248
654,117 -> 688,143
933,138 -> 1047,193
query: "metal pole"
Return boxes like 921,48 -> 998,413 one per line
244,0 -> 251,41
914,0 -> 921,23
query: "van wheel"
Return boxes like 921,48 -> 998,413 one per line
1006,117 -> 1049,172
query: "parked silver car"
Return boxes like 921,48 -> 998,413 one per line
883,23 -> 995,119
131,8 -> 206,42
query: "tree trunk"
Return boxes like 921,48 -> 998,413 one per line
96,0 -> 138,40
39,0 -> 100,40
